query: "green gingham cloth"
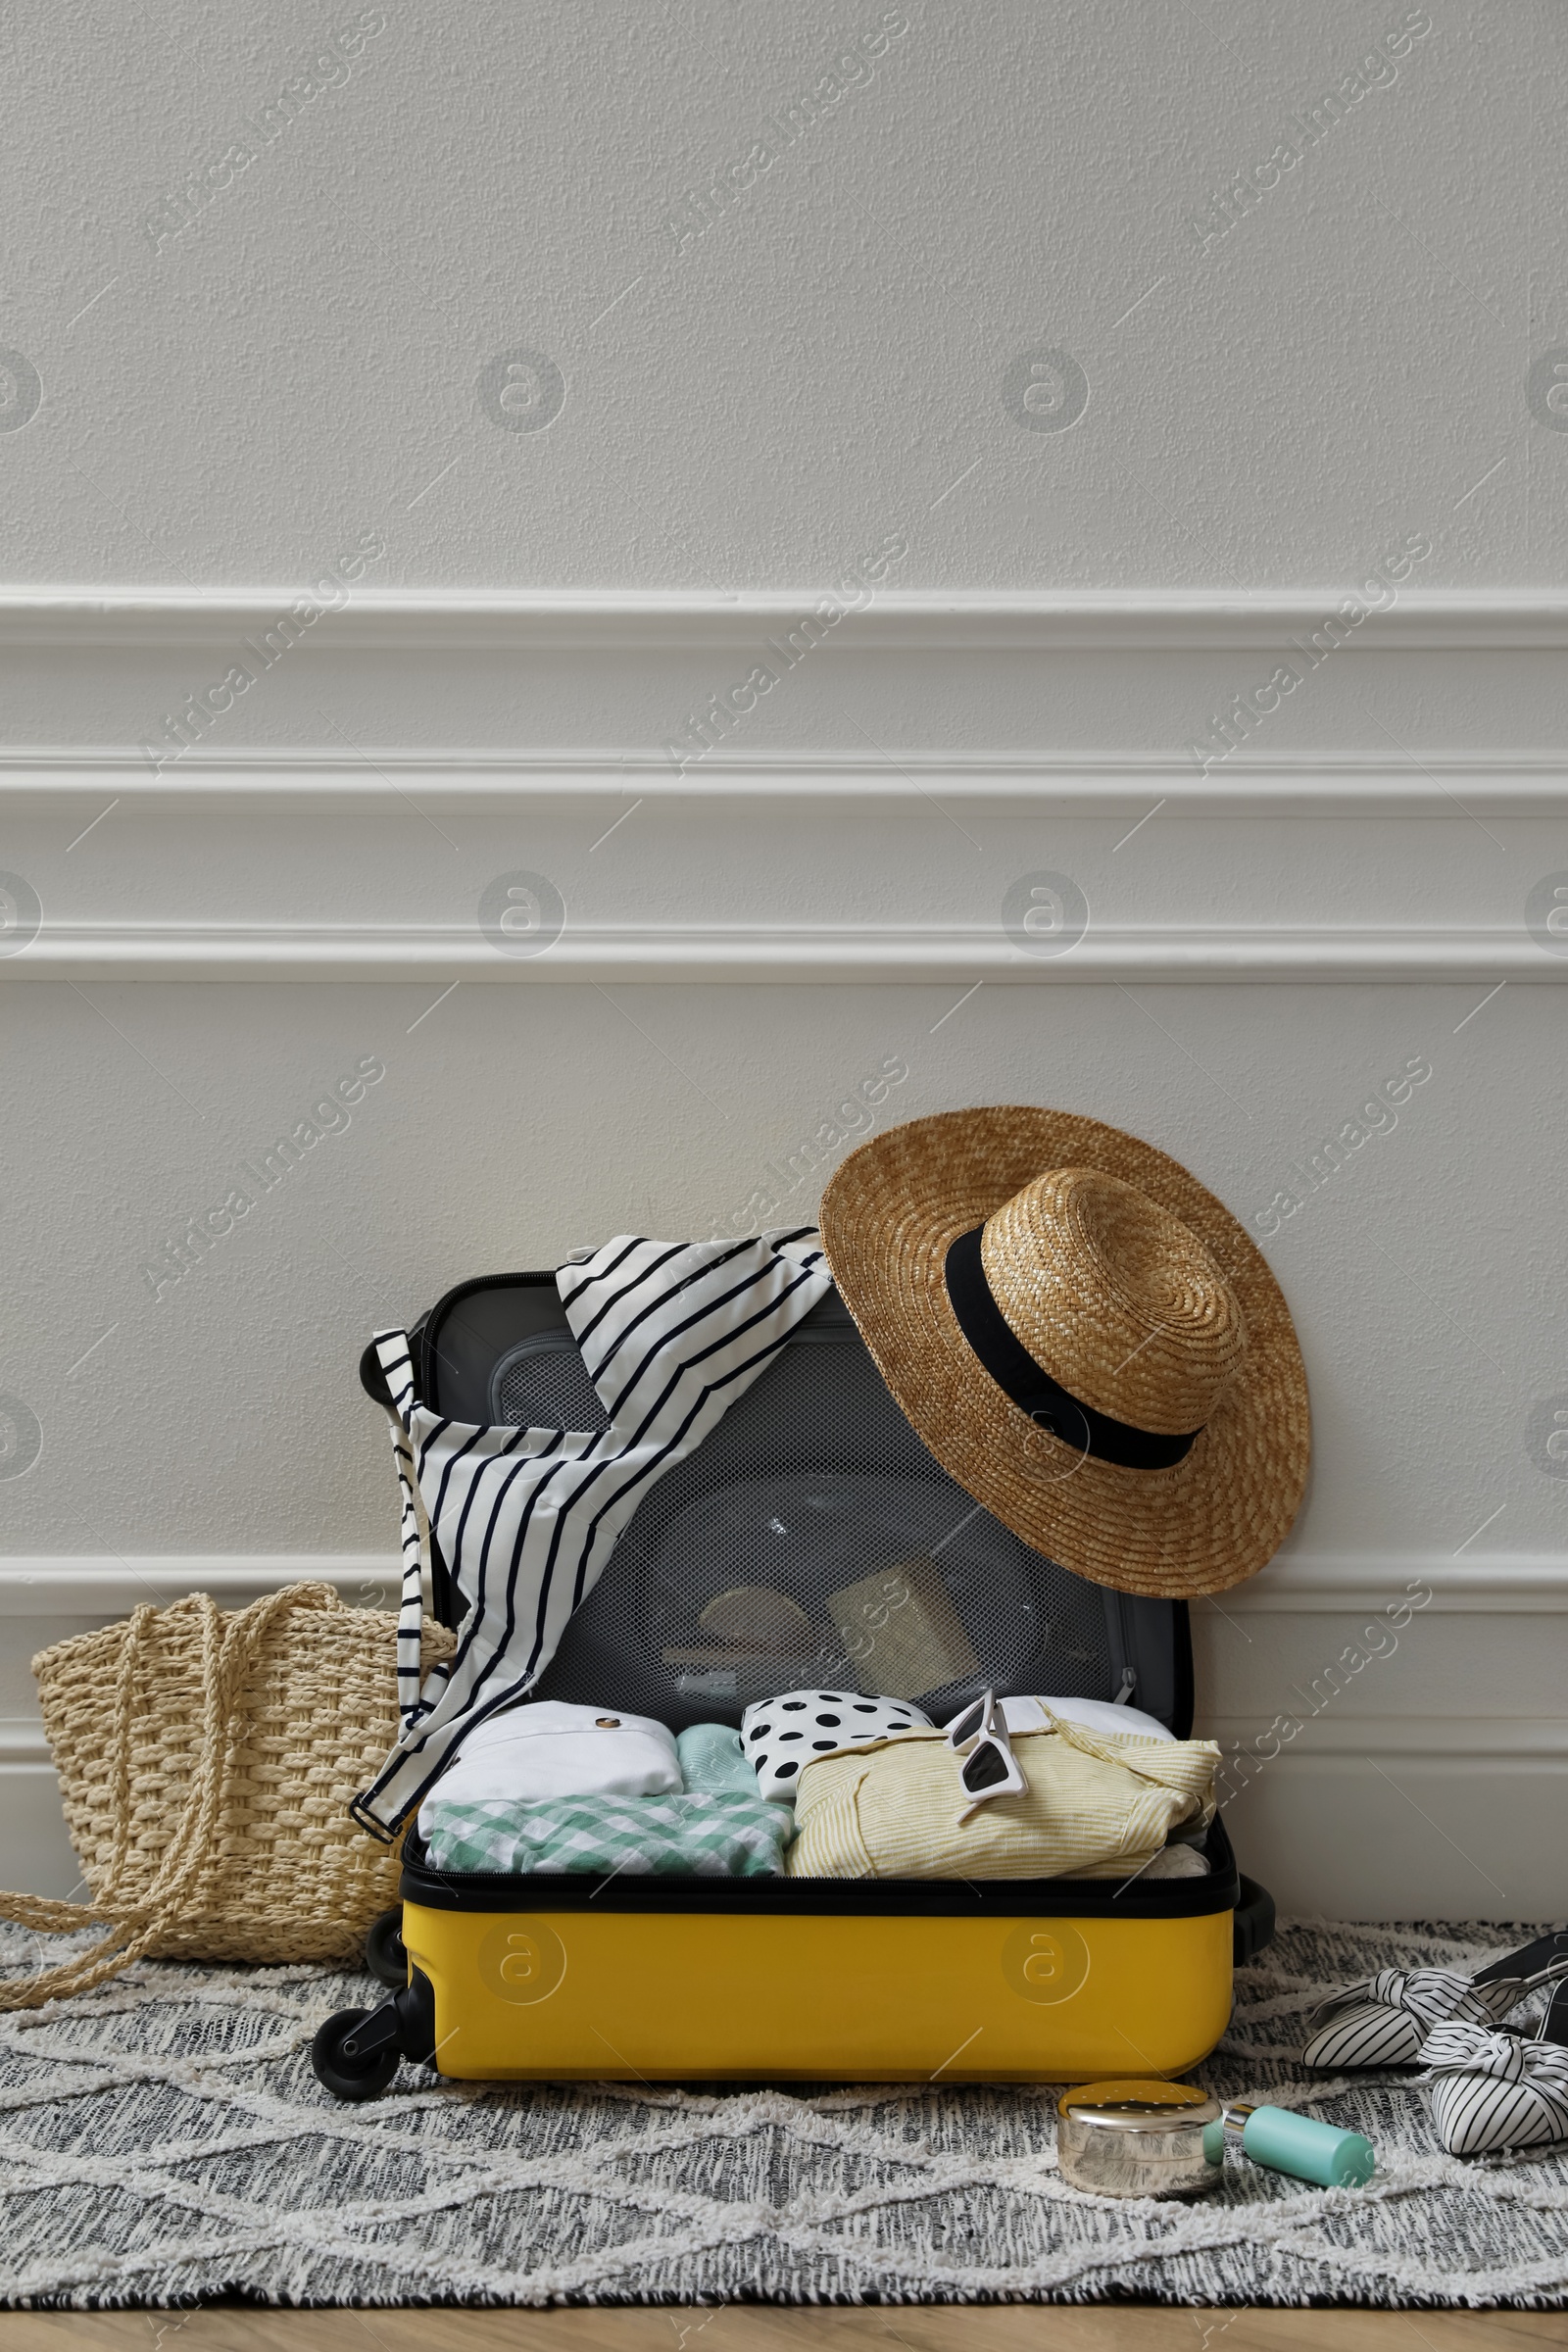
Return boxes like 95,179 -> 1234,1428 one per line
421,1790 -> 796,1878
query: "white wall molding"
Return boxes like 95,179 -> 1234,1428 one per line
1211,1554 -> 1568,1613
1206,1715 -> 1568,1760
2,746 -> 1567,816
0,1558 -> 402,1615
2,1551 -> 1557,1617
1,915 -> 1562,986
0,1728 -> 54,1765
4,587 -> 1568,652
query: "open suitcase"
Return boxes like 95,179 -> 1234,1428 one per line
312,1269 -> 1274,2101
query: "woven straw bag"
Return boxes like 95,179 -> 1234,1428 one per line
0,1581 -> 454,2009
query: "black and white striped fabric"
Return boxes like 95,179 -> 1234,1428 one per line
1420,2019 -> 1568,2156
1303,1965 -> 1546,2072
352,1229 -> 832,1839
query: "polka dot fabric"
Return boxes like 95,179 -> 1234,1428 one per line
740,1690 -> 934,1803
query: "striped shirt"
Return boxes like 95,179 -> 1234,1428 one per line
785,1718 -> 1220,1882
353,1229 -> 832,1838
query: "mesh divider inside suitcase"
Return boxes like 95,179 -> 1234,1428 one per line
498,1328 -> 1113,1731
494,1344 -> 608,1436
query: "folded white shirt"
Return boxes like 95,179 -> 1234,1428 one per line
1139,1839 -> 1210,1877
999,1693 -> 1177,1743
417,1700 -> 681,1837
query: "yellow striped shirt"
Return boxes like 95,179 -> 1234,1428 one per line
786,1712 -> 1220,1881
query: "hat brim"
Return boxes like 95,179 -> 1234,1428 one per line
818,1106 -> 1310,1600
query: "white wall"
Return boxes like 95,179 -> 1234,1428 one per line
4,0 -> 1564,591
3,1 -> 1566,1921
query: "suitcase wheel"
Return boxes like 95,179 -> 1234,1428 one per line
365,1905 -> 409,1988
311,2007 -> 401,2102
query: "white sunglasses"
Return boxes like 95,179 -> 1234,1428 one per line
947,1689 -> 1030,1824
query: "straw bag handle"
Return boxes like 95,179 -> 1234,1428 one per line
0,1583 -> 332,2010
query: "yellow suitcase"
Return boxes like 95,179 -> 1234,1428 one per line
313,1271 -> 1272,2100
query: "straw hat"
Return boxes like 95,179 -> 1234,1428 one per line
818,1107 -> 1309,1599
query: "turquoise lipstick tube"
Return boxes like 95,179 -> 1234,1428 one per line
1214,2102 -> 1376,2187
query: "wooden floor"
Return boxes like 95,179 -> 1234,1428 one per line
2,2308 -> 1565,2351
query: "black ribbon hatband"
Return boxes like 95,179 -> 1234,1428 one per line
943,1226 -> 1201,1471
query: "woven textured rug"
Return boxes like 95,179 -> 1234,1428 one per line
2,1918 -> 1565,2310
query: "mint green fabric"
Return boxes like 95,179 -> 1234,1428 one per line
422,1790 -> 793,1878
676,1721 -> 760,1797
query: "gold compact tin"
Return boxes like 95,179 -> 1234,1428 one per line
1055,2080 -> 1224,2198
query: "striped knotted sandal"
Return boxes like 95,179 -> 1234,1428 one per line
1302,1931 -> 1568,2071
1419,1977 -> 1568,2157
